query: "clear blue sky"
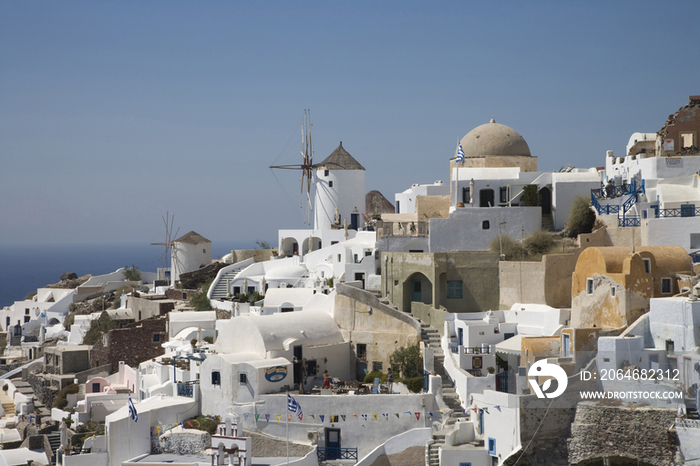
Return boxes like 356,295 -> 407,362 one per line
2,1 -> 699,246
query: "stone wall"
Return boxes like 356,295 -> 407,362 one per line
90,316 -> 167,372
27,370 -> 56,409
567,402 -> 678,465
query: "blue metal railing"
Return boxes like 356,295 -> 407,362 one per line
591,191 -> 620,215
177,383 -> 194,398
618,217 -> 641,227
317,447 -> 358,461
655,207 -> 700,218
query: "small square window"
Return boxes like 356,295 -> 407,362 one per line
372,361 -> 383,372
324,169 -> 329,176
488,437 -> 496,455
239,373 -> 247,384
25,309 -> 30,315
153,334 -> 160,342
482,220 -> 490,230
203,249 -> 206,254
394,280 -> 399,286
24,316 -> 30,323
661,278 -> 672,294
328,181 -> 333,187
447,281 -> 463,299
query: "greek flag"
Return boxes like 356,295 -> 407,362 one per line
128,394 -> 138,422
287,393 -> 303,421
456,143 -> 465,164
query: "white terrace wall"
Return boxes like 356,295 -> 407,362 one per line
233,393 -> 430,459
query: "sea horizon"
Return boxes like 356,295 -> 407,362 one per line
0,240 -> 256,308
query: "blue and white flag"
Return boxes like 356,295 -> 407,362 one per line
287,393 -> 303,421
128,394 -> 138,422
456,143 -> 465,164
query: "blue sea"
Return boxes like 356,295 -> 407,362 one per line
0,241 -> 253,308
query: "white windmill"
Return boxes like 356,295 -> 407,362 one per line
150,212 -> 180,287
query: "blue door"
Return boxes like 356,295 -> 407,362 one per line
563,333 -> 570,357
458,328 -> 464,346
325,428 -> 341,460
412,279 -> 422,302
351,213 -> 359,230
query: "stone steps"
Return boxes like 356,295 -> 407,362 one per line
209,271 -> 240,300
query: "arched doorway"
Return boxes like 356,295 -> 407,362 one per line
403,272 -> 433,311
539,187 -> 552,215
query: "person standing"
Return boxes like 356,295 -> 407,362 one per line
386,368 -> 394,394
323,370 -> 331,388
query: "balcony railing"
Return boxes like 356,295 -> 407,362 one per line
655,207 -> 700,218
177,382 -> 194,398
449,344 -> 491,354
317,447 -> 358,462
618,216 -> 641,227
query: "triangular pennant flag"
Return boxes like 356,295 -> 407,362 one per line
383,413 -> 388,421
330,415 -> 338,423
394,413 -> 400,418
265,414 -> 270,422
341,415 -> 346,421
361,414 -> 367,421
157,426 -> 161,435
287,414 -> 292,422
353,414 -> 358,418
414,412 -> 420,421
495,405 -> 501,411
255,414 -> 260,422
320,415 -> 325,422
483,408 -> 490,414
311,415 -> 315,419
276,415 -> 281,423
244,413 -> 249,421
373,414 -> 377,420
427,411 -> 433,418
471,407 -> 477,413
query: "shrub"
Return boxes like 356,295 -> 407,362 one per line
53,383 -> 80,409
489,235 -> 523,261
24,291 -> 37,301
83,314 -> 119,345
565,196 -> 596,237
123,265 -> 141,282
189,292 -> 211,311
183,416 -> 219,434
520,185 -> 540,207
523,230 -> 557,257
63,313 -> 75,329
363,371 -> 387,384
403,376 -> 424,393
389,344 -> 423,379
203,336 -> 214,344
91,298 -> 106,313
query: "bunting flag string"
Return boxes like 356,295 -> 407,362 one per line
353,414 -> 358,418
373,414 -> 377,421
265,414 -> 270,422
341,415 -> 346,421
414,412 -> 420,421
157,426 -> 161,435
287,414 -> 293,422
276,415 -> 281,423
427,411 -> 433,418
330,415 -> 338,423
361,414 -> 367,421
255,414 -> 260,422
483,408 -> 490,414
320,415 -> 325,423
311,415 -> 316,419
394,413 -> 400,418
383,413 -> 389,421
244,413 -> 249,421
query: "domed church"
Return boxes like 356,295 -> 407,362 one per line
449,118 -> 538,175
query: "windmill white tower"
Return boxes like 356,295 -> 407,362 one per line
313,142 -> 366,231
150,212 -> 179,287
